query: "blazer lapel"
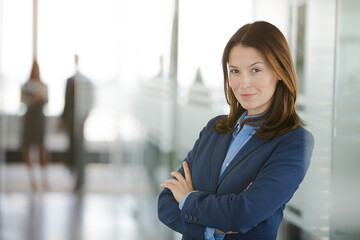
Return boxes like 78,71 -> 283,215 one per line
209,132 -> 232,190
216,136 -> 267,189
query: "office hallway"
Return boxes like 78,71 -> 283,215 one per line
0,163 -> 172,240
1,0 -> 360,239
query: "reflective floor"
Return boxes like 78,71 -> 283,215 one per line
0,163 -> 175,240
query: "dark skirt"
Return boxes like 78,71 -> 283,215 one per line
22,104 -> 46,145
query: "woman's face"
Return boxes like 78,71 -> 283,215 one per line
228,45 -> 279,116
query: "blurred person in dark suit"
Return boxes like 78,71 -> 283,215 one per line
60,54 -> 94,192
21,60 -> 49,191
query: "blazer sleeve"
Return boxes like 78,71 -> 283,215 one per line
180,128 -> 314,233
157,117 -> 221,239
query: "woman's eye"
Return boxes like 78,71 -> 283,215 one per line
230,69 -> 239,73
252,68 -> 260,73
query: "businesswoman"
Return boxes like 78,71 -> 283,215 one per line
157,21 -> 314,240
21,60 -> 49,191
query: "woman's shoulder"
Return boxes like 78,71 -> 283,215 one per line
277,126 -> 314,146
195,115 -> 228,140
206,115 -> 228,127
289,126 -> 313,137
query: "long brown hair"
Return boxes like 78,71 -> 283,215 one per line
213,21 -> 303,139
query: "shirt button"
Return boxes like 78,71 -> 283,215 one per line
189,215 -> 193,221
193,216 -> 198,222
226,163 -> 229,167
184,214 -> 188,219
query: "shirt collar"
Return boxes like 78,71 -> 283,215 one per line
234,110 -> 265,133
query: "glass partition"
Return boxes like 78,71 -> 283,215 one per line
331,0 -> 360,239
285,0 -> 336,239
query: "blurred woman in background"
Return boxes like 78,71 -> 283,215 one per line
21,60 -> 49,191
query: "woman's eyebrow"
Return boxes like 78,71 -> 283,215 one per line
229,62 -> 264,68
249,61 -> 264,67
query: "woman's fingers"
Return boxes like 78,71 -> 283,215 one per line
245,182 -> 252,191
214,229 -> 238,235
160,181 -> 173,190
214,229 -> 225,234
167,161 -> 192,184
161,178 -> 178,188
161,170 -> 186,190
160,161 -> 193,192
183,161 -> 192,182
161,177 -> 181,189
171,171 -> 186,184
160,162 -> 194,203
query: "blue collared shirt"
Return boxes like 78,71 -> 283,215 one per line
180,111 -> 262,240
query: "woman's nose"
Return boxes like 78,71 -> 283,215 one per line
239,76 -> 251,89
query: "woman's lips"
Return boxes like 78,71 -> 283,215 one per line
240,93 -> 257,100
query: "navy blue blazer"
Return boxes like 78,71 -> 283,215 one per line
158,115 -> 314,240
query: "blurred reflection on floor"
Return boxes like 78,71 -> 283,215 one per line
0,163 -> 171,240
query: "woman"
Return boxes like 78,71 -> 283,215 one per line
158,21 -> 314,240
21,60 -> 49,191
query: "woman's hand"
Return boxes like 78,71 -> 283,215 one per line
161,161 -> 194,203
214,229 -> 238,234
